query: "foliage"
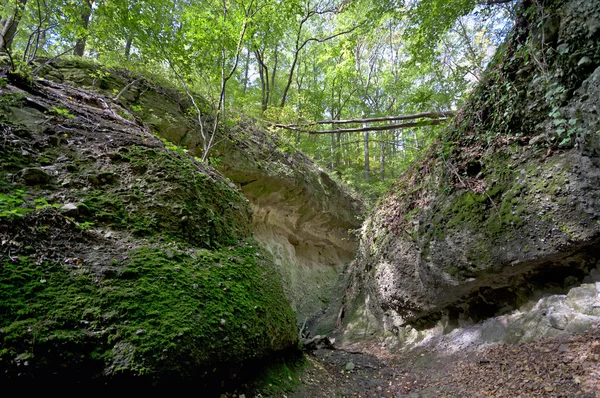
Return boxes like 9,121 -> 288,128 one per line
0,190 -> 61,219
0,0 -> 514,198
48,106 -> 75,119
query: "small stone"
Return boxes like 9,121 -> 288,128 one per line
220,318 -> 227,326
345,362 -> 355,371
557,43 -> 569,54
577,56 -> 592,67
135,329 -> 144,335
60,203 -> 79,216
165,249 -> 174,259
20,168 -> 50,185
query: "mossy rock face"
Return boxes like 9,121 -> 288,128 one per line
34,57 -> 200,149
340,0 -> 600,337
0,72 -> 297,384
0,220 -> 296,381
32,57 -> 364,331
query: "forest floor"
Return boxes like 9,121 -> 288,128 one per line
287,327 -> 600,398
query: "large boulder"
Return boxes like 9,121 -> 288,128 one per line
338,0 -> 600,341
0,76 -> 297,385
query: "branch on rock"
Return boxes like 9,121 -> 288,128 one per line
302,335 -> 336,350
114,78 -> 144,102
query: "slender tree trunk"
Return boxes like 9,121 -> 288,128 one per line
280,46 -> 300,108
0,0 -> 28,52
336,132 -> 341,167
124,36 -> 132,59
255,49 -> 270,111
330,125 -> 336,170
73,0 -> 93,57
379,131 -> 385,180
269,46 -> 278,106
403,132 -> 406,161
363,112 -> 369,180
242,45 -> 250,94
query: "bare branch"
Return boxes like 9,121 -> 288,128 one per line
275,119 -> 449,134
114,78 -> 143,102
273,111 -> 455,128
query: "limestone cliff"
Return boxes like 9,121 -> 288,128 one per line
338,0 -> 600,341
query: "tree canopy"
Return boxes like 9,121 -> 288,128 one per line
0,0 -> 515,200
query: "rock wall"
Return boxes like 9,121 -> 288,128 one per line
215,126 -> 364,324
337,0 -> 600,342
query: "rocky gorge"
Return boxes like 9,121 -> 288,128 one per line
1,0 -> 600,395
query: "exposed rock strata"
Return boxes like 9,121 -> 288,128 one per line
216,128 -> 364,323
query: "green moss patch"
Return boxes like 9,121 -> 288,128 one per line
0,239 -> 297,381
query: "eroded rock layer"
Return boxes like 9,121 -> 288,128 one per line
216,128 -> 364,323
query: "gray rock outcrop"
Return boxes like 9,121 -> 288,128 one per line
336,0 -> 600,342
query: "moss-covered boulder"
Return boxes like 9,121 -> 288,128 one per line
338,0 -> 600,340
0,74 -> 297,384
31,59 -> 364,328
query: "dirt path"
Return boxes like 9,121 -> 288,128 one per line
290,328 -> 600,397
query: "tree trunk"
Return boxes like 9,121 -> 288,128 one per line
124,36 -> 132,59
336,132 -> 341,167
330,124 -> 336,170
73,0 -> 93,57
269,46 -> 278,106
363,113 -> 369,181
255,49 -> 270,112
0,0 -> 28,52
242,46 -> 250,94
379,131 -> 385,180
